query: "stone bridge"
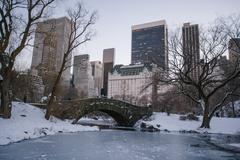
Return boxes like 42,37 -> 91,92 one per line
52,98 -> 152,127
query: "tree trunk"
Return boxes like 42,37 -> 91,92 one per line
231,96 -> 236,118
200,115 -> 210,128
200,100 -> 210,128
151,74 -> 158,110
0,79 -> 11,118
45,94 -> 54,120
45,69 -> 63,120
45,83 -> 58,120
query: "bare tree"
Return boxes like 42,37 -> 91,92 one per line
157,87 -> 185,113
158,14 -> 240,128
45,3 -> 97,120
0,0 -> 56,118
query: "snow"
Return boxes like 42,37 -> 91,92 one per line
229,143 -> 240,148
0,102 -> 98,145
138,112 -> 240,135
40,96 -> 48,103
1,102 -> 240,146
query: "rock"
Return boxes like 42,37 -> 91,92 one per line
140,122 -> 160,132
188,130 -> 199,134
164,129 -> 170,133
146,125 -> 155,132
190,144 -> 200,147
179,115 -> 187,121
92,117 -> 98,120
186,113 -> 199,121
140,122 -> 147,129
179,130 -> 199,134
179,113 -> 199,121
179,130 -> 187,133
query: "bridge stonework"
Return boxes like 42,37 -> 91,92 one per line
52,98 -> 152,127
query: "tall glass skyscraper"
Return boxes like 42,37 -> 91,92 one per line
182,22 -> 200,81
131,20 -> 168,69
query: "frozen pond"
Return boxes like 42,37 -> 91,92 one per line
0,131 -> 239,160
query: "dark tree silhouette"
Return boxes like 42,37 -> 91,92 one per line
45,3 -> 97,120
157,14 -> 240,128
0,0 -> 56,118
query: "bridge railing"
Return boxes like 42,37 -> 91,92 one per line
59,98 -> 152,116
61,97 -> 149,108
28,98 -> 152,116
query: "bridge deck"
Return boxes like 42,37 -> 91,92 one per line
31,98 -> 152,127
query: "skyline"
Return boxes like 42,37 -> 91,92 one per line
1,0 -> 240,154
17,0 -> 240,70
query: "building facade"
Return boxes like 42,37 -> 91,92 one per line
90,61 -> 103,96
73,54 -> 96,98
182,22 -> 200,81
108,64 -> 154,106
31,17 -> 72,95
31,17 -> 72,81
103,48 -> 115,96
131,20 -> 168,69
229,38 -> 240,63
28,69 -> 45,102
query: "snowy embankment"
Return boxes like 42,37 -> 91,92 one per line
137,112 -> 240,135
0,102 -> 98,145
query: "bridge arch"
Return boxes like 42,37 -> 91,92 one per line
76,108 -> 130,126
54,98 -> 152,127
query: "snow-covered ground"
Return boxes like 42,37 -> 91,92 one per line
1,102 -> 240,147
229,143 -> 240,148
138,112 -> 240,135
0,102 -> 98,145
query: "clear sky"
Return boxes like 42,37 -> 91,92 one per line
18,0 -> 240,69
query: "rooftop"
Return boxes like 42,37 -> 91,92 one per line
132,20 -> 167,30
38,16 -> 71,24
111,63 -> 153,76
183,22 -> 198,27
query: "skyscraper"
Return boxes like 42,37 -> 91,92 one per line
90,61 -> 103,96
131,20 -> 168,69
31,17 -> 72,81
73,54 -> 95,98
31,17 -> 72,95
182,22 -> 200,81
102,48 -> 115,96
229,38 -> 240,63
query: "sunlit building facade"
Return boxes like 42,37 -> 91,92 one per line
108,64 -> 154,106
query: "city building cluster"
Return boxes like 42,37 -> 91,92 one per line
29,16 -> 240,106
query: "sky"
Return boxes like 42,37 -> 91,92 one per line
18,0 -> 240,69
